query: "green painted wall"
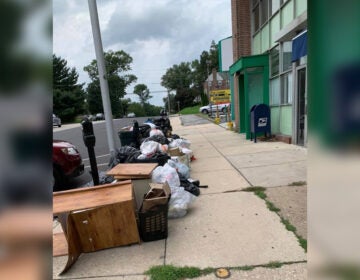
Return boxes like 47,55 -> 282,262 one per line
239,74 -> 245,133
281,0 -> 294,28
280,105 -> 293,135
308,0 -> 360,145
295,0 -> 307,17
271,106 -> 280,134
230,75 -> 235,120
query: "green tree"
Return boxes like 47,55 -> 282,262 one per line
161,62 -> 194,109
160,41 -> 219,109
163,93 -> 176,113
84,50 -> 137,117
53,54 -> 85,122
133,84 -> 152,106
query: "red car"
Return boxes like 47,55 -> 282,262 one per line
53,140 -> 84,191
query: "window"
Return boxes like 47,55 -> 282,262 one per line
270,77 -> 280,105
270,45 -> 280,77
282,41 -> 292,72
271,0 -> 280,15
253,4 -> 260,32
281,72 -> 292,104
260,0 -> 269,26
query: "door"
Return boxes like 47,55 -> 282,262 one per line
296,67 -> 307,145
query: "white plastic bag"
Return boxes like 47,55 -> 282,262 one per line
149,128 -> 164,137
168,138 -> 191,149
168,186 -> 196,219
167,159 -> 190,179
140,141 -> 159,156
151,164 -> 180,188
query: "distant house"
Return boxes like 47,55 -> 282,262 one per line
203,69 -> 230,105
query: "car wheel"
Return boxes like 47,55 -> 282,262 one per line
222,107 -> 227,113
53,166 -> 65,192
201,109 -> 209,114
58,124 -> 61,127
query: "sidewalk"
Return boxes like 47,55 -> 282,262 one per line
53,115 -> 307,279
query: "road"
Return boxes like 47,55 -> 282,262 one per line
53,116 -> 153,188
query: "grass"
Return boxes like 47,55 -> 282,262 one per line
179,105 -> 201,115
242,186 -> 307,252
145,261 -> 307,279
145,265 -> 208,280
288,181 -> 307,186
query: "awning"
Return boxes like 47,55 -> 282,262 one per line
291,30 -> 307,62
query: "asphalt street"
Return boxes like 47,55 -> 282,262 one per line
53,116 -> 152,188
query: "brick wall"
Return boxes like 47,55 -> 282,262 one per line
231,0 -> 252,131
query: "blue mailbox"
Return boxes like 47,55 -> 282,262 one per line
250,104 -> 271,143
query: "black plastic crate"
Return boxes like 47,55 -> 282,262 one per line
138,203 -> 168,242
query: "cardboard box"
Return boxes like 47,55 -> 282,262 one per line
142,182 -> 171,212
168,147 -> 184,156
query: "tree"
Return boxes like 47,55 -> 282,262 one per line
53,54 -> 85,122
84,50 -> 137,117
133,84 -> 152,106
161,62 -> 195,109
160,41 -> 219,109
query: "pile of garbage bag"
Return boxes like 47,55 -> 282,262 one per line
102,115 -> 202,219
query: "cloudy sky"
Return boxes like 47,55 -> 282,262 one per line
53,0 -> 232,106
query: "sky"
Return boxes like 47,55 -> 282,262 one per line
53,0 -> 232,107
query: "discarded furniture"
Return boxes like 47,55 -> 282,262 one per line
53,180 -> 139,274
107,163 -> 158,211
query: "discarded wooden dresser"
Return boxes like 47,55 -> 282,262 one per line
53,180 -> 139,274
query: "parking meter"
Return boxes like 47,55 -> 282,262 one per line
81,118 -> 99,185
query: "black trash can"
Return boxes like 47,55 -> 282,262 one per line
118,130 -> 133,146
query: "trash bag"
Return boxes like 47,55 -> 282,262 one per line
152,164 -> 180,188
146,134 -> 169,145
140,141 -> 160,157
149,128 -> 164,137
167,159 -> 190,180
108,146 -> 140,168
180,179 -> 200,196
168,138 -> 191,149
99,172 -> 115,185
168,185 -> 196,218
134,151 -> 170,166
171,134 -> 180,139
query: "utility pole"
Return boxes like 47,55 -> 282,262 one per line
167,90 -> 171,114
88,0 -> 116,154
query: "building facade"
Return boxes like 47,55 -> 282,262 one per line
230,0 -> 307,145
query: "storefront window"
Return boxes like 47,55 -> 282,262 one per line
282,41 -> 292,72
281,72 -> 292,104
270,45 -> 280,77
270,77 -> 280,105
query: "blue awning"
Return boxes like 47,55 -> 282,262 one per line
291,30 -> 307,62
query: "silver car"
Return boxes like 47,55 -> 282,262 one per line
53,114 -> 61,127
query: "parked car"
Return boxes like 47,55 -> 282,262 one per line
127,112 -> 136,118
53,140 -> 84,191
199,103 -> 230,114
95,113 -> 105,120
53,114 -> 61,127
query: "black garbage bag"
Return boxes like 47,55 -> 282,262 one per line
171,134 -> 180,139
108,146 -> 141,168
180,179 -> 200,196
132,151 -> 170,166
99,171 -> 114,185
153,117 -> 172,137
145,135 -> 170,145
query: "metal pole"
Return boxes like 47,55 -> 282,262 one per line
88,0 -> 116,154
167,90 -> 171,114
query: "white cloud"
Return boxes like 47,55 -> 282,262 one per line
53,0 -> 231,106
